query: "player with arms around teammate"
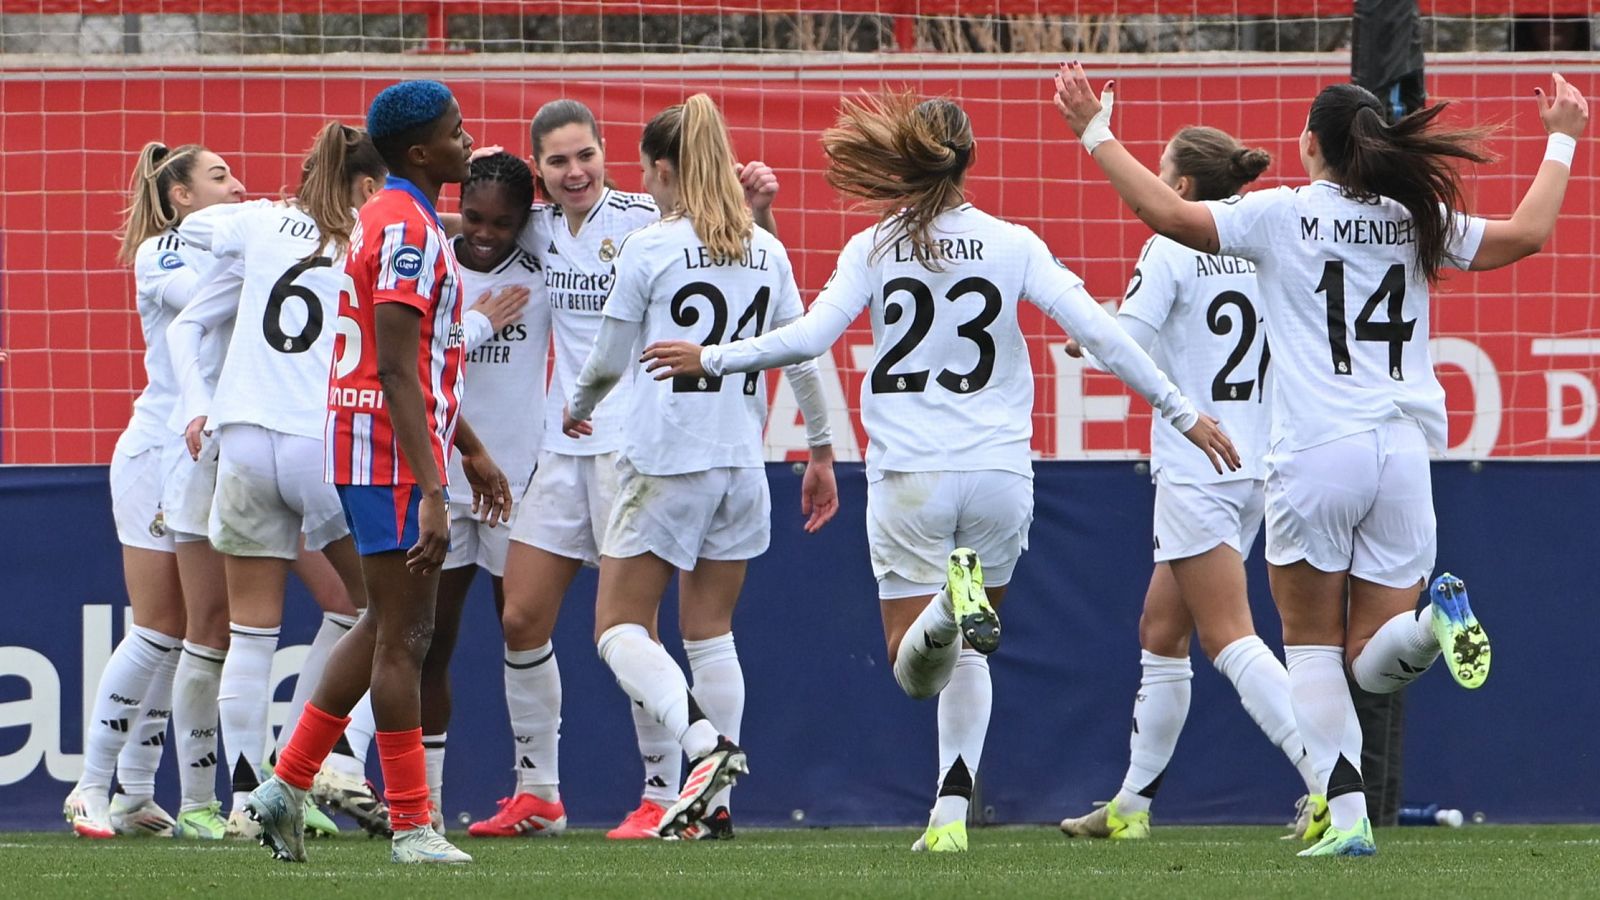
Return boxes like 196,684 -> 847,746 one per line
562,94 -> 837,840
246,80 -> 510,865
65,142 -> 244,839
1056,127 -> 1329,843
644,92 -> 1236,853
1055,63 -> 1588,855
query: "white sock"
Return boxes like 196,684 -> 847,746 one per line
930,649 -> 991,829
278,612 -> 357,752
1351,608 -> 1439,694
893,590 -> 960,700
505,643 -> 561,801
1214,636 -> 1320,796
114,629 -> 182,800
423,732 -> 447,815
686,632 -> 743,815
174,642 -> 226,812
1113,650 -> 1191,816
631,702 -> 681,807
345,693 -> 375,766
218,623 -> 278,811
597,623 -> 718,760
77,624 -> 181,796
1285,645 -> 1367,829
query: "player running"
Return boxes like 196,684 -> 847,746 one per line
246,80 -> 509,865
65,142 -> 244,839
643,91 -> 1235,853
562,92 -> 835,840
1055,62 -> 1588,856
1054,126 -> 1327,843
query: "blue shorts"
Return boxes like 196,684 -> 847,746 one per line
336,484 -> 449,556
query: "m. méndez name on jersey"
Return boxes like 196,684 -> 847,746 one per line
590,217 -> 803,477
516,188 -> 659,457
1205,183 -> 1487,454
1119,230 -> 1269,485
448,239 -> 551,494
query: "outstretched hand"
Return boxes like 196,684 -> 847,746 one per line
1052,62 -> 1115,140
1537,72 -> 1590,139
641,340 -> 709,381
1182,414 -> 1241,475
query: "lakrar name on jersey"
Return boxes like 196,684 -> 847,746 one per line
682,244 -> 772,271
1194,254 -> 1258,277
890,236 -> 986,264
465,322 -> 529,365
1299,216 -> 1416,246
329,386 -> 385,410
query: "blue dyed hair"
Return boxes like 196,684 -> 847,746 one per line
366,80 -> 453,140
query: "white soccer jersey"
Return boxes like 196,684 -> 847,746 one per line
712,205 -> 1195,481
516,188 -> 660,456
598,218 -> 803,476
1206,183 -> 1486,453
447,239 -> 552,494
117,229 -> 211,456
182,202 -> 349,439
1120,228 -> 1269,484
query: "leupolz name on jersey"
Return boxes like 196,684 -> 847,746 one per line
1299,216 -> 1415,246
466,321 -> 529,365
682,245 -> 773,271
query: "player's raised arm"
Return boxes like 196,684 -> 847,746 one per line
1470,73 -> 1589,271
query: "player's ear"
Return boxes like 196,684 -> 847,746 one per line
1175,174 -> 1194,201
168,179 -> 193,213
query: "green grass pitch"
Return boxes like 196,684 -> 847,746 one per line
7,826 -> 1599,898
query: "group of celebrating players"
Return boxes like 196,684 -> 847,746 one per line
62,60 -> 1586,863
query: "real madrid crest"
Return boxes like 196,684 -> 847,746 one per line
149,511 -> 168,539
598,238 -> 617,263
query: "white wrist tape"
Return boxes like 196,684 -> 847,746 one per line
1080,84 -> 1117,154
1545,133 -> 1577,168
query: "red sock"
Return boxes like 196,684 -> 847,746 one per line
376,728 -> 430,832
276,702 -> 350,791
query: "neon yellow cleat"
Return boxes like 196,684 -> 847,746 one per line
947,548 -> 999,654
173,801 -> 229,840
1429,573 -> 1490,689
1290,794 -> 1330,843
912,819 -> 968,853
1059,798 -> 1150,840
304,797 -> 339,838
1297,817 -> 1376,857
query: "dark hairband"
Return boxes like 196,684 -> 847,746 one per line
940,139 -> 971,170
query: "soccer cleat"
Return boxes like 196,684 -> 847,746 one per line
391,825 -> 473,864
1429,573 -> 1490,690
680,805 -> 735,841
911,820 -> 968,852
1058,798 -> 1150,840
312,763 -> 392,837
173,802 -> 229,840
303,796 -> 339,838
606,799 -> 666,840
63,788 -> 116,840
226,808 -> 261,839
244,776 -> 308,863
1287,794 -> 1331,843
947,548 -> 1000,654
109,794 -> 176,837
658,738 -> 747,839
466,793 -> 568,837
1297,817 -> 1377,857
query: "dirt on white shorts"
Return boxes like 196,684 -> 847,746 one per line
602,459 -> 771,572
110,443 -> 176,553
1152,474 -> 1265,563
1265,417 -> 1435,589
161,434 -> 219,541
510,450 -> 620,567
867,469 -> 1034,600
208,423 -> 349,559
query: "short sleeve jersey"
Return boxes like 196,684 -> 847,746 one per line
812,204 -> 1090,481
447,240 -> 551,494
1119,227 -> 1269,484
1206,183 -> 1485,453
516,188 -> 660,457
599,218 -> 802,476
325,177 -> 465,486
202,202 -> 349,439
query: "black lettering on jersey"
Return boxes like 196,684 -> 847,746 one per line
1194,255 -> 1257,277
891,237 -> 985,264
1331,218 -> 1414,246
276,216 -> 321,241
681,245 -> 771,271
1300,217 -> 1320,241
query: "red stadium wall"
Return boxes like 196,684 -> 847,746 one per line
1,58 -> 1595,463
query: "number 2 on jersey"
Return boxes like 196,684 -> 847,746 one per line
264,256 -> 331,353
1317,261 -> 1414,380
670,281 -> 769,395
870,276 -> 1001,395
1206,290 -> 1268,403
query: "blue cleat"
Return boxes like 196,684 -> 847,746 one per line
1429,573 -> 1490,689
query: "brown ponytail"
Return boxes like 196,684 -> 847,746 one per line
117,141 -> 205,265
297,121 -> 387,259
1308,83 -> 1496,283
639,94 -> 751,262
821,91 -> 974,271
1166,126 -> 1271,202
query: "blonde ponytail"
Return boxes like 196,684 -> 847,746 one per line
297,121 -> 387,259
640,94 -> 752,262
118,141 -> 205,265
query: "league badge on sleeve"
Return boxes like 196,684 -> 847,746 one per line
392,245 -> 425,279
158,252 -> 183,271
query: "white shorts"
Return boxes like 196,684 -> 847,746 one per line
602,460 -> 771,572
161,434 -> 218,541
445,497 -> 514,577
1152,474 -> 1265,563
208,423 -> 348,559
110,444 -> 175,553
866,470 -> 1034,600
1265,417 -> 1435,589
511,450 -> 620,567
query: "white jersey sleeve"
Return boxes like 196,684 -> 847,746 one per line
1117,236 -> 1181,333
169,258 -> 246,428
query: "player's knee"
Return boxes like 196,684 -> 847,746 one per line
1137,611 -> 1190,659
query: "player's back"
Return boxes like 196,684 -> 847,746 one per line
607,217 -> 801,477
